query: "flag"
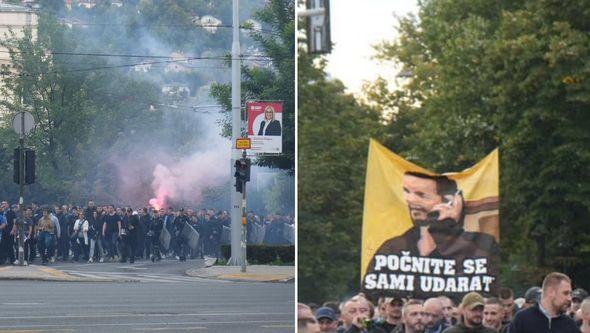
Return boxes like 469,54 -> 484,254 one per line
362,139 -> 500,301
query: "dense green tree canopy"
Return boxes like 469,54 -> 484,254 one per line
211,0 -> 295,173
298,51 -> 384,303
0,1 -> 291,211
300,0 -> 590,302
368,0 -> 590,294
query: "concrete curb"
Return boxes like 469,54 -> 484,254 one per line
0,265 -> 138,283
185,264 -> 295,283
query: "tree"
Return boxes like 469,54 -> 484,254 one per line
0,13 -> 161,203
211,0 -> 295,173
298,49 -> 384,303
368,0 -> 590,292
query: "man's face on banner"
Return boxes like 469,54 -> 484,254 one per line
402,174 -> 443,223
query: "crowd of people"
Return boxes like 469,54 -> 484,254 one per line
299,272 -> 587,333
0,200 -> 293,266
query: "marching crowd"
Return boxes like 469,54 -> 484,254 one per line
0,200 -> 293,266
299,272 -> 587,333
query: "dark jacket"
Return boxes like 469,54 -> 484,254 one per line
392,324 -> 416,333
174,215 -> 189,238
508,303 -> 580,333
442,322 -> 496,333
344,324 -> 387,333
149,216 -> 164,239
257,119 -> 281,136
139,214 -> 151,235
127,214 -> 140,235
364,223 -> 500,300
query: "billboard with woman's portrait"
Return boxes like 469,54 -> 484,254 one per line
247,101 -> 283,154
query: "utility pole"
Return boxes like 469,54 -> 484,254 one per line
18,116 -> 26,266
229,0 -> 245,267
12,110 -> 35,266
240,150 -> 248,272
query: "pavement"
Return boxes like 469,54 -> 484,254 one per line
0,260 -> 295,283
186,264 -> 295,282
0,264 -> 141,282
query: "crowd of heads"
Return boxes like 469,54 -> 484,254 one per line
0,199 -> 293,266
299,271 -> 589,333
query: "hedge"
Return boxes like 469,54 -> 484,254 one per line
220,245 -> 294,265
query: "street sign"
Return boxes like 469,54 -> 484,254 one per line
236,138 -> 251,149
12,112 -> 35,136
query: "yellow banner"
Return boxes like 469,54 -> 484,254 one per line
362,140 -> 500,300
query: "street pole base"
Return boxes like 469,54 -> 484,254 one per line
227,256 -> 247,268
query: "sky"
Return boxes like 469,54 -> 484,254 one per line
324,1 -> 418,96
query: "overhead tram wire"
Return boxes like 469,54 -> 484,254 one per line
0,49 -> 282,60
0,22 -> 282,37
0,54 -> 284,77
81,90 -> 226,114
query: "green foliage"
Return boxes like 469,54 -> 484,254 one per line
298,50 -> 385,303
264,172 -> 295,215
0,1 -> 283,210
0,13 -> 161,203
211,0 -> 295,173
367,0 -> 590,293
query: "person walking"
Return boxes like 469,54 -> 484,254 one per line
102,205 -> 121,262
149,210 -> 164,262
508,272 -> 580,333
71,212 -> 89,262
36,208 -> 56,265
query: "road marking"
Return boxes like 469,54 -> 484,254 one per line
1,303 -> 45,306
61,270 -> 231,283
0,312 -> 292,320
0,330 -> 75,333
0,320 -> 291,329
260,325 -> 294,328
134,328 -> 207,331
0,301 -> 291,309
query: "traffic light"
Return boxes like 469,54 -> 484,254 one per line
234,158 -> 251,193
13,148 -> 35,185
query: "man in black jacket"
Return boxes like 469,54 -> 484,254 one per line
508,272 -> 580,333
56,205 -> 70,261
173,209 -> 190,261
442,292 -> 496,333
149,210 -> 164,262
391,299 -> 425,333
120,208 -> 139,263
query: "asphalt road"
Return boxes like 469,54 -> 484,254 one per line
0,259 -> 294,332
50,257 -> 210,282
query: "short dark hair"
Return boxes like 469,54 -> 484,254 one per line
499,287 -> 514,300
404,171 -> 458,197
322,301 -> 341,315
485,297 -> 502,306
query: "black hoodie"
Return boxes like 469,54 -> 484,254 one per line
508,303 -> 580,333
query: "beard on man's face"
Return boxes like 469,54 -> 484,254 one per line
410,208 -> 462,233
409,205 -> 429,222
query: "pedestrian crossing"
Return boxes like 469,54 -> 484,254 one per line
61,270 -> 231,283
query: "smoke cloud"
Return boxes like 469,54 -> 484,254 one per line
148,147 -> 230,210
